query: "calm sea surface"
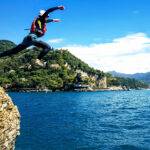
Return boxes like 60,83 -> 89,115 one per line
9,90 -> 150,150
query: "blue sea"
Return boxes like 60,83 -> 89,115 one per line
9,90 -> 150,150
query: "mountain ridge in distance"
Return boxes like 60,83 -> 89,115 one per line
109,71 -> 150,84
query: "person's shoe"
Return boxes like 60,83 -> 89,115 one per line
35,59 -> 46,67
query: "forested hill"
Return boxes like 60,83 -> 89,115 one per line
0,40 -> 148,91
0,40 -> 16,52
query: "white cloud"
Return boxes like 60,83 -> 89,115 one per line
48,38 -> 63,44
63,33 -> 150,74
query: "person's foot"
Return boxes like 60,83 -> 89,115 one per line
35,59 -> 46,67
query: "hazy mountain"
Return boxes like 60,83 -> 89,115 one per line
109,71 -> 150,84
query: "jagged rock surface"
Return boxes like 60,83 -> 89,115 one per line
0,87 -> 20,150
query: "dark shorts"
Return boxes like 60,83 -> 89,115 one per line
22,34 -> 51,50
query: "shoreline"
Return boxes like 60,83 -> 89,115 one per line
5,88 -> 147,93
4,84 -> 149,93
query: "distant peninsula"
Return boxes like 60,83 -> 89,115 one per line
0,40 -> 148,92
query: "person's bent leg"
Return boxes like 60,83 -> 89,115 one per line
0,35 -> 33,58
0,44 -> 28,58
32,40 -> 52,59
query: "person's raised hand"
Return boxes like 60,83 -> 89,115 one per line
53,19 -> 61,22
58,6 -> 65,10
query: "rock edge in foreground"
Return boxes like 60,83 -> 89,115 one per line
0,87 -> 20,150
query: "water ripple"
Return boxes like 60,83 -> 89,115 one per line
9,90 -> 150,150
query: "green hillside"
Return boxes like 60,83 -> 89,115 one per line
0,40 -> 16,52
0,40 -> 148,91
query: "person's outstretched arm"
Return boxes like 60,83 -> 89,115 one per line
42,6 -> 65,18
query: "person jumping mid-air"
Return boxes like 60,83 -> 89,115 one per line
0,5 -> 65,66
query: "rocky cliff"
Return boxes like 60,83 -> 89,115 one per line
0,87 -> 20,150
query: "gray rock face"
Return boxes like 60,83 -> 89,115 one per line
0,87 -> 20,150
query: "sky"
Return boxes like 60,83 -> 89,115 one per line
0,0 -> 150,74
